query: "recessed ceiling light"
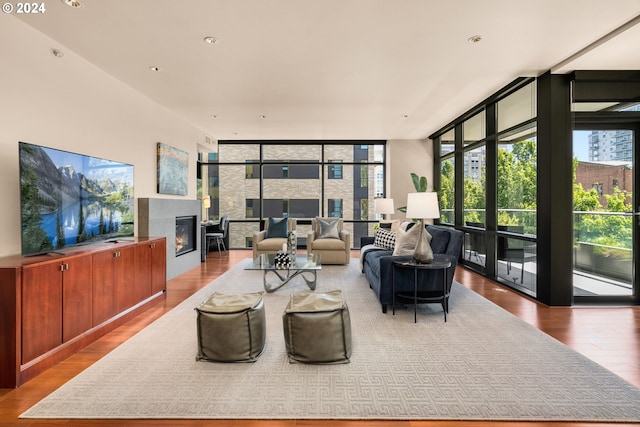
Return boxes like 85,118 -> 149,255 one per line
51,48 -> 64,58
203,36 -> 218,45
210,115 -> 217,119
468,35 -> 482,43
402,114 -> 409,119
61,0 -> 83,8
259,115 -> 266,119
149,66 -> 161,72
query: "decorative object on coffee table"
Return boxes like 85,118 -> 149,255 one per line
195,292 -> 266,362
405,192 -> 440,264
274,251 -> 292,269
286,230 -> 297,257
282,289 -> 352,364
246,253 -> 321,293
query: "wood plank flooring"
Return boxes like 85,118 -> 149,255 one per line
1,249 -> 639,427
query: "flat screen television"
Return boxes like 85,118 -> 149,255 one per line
19,141 -> 134,256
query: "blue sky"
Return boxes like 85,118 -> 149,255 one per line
573,131 -> 590,161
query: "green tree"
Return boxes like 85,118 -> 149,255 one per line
573,183 -> 601,212
497,139 -> 537,232
605,188 -> 632,213
464,176 -> 485,224
439,160 -> 455,222
572,160 -> 632,250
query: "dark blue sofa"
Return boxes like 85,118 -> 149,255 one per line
361,225 -> 464,313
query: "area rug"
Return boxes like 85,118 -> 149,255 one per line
21,259 -> 640,421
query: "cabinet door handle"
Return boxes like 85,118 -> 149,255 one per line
113,251 -> 120,258
65,263 -> 69,271
59,264 -> 65,272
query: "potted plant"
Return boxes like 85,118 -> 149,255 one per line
397,172 -> 428,213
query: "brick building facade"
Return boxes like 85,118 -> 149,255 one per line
575,160 -> 632,206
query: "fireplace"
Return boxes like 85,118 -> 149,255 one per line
175,216 -> 197,257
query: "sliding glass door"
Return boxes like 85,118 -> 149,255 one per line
572,126 -> 636,300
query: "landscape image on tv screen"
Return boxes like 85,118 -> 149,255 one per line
19,141 -> 134,256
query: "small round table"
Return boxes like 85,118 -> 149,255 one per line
392,258 -> 452,323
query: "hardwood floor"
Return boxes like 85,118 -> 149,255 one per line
1,249 -> 639,427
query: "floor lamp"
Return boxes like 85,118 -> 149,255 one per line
405,192 -> 440,264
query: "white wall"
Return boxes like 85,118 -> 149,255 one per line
0,17 -> 204,257
387,139 -> 434,221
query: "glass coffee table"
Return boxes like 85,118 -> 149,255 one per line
245,253 -> 321,293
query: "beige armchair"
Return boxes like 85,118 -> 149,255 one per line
252,218 -> 297,259
307,217 -> 350,265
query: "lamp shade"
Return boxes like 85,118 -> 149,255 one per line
405,192 -> 440,219
374,198 -> 395,215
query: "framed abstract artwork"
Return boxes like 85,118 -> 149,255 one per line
157,142 -> 188,196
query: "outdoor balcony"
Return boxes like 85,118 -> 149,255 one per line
455,209 -> 633,298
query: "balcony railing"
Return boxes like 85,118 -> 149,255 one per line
574,211 -> 632,289
453,209 -> 633,294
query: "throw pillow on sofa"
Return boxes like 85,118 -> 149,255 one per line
318,218 -> 340,239
373,228 -> 396,250
265,217 -> 288,238
393,222 -> 432,256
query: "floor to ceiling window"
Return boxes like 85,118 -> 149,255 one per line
463,111 -> 487,228
433,71 -> 640,306
199,141 -> 386,249
439,129 -> 455,225
433,78 -> 538,298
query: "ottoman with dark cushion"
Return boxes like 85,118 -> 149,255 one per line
195,292 -> 266,363
283,289 -> 352,364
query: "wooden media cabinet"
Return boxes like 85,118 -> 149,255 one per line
0,237 -> 166,388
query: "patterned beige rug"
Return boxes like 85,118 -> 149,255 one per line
21,259 -> 640,421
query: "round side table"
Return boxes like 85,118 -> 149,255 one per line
392,259 -> 452,322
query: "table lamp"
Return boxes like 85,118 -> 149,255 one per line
374,198 -> 395,220
405,192 -> 440,263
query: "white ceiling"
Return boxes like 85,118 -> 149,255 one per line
15,0 -> 640,141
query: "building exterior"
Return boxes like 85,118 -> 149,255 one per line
588,105 -> 640,162
202,142 -> 385,249
575,160 -> 632,206
588,130 -> 633,161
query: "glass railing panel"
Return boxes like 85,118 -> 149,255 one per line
497,237 -> 537,297
464,229 -> 486,267
573,211 -> 633,296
